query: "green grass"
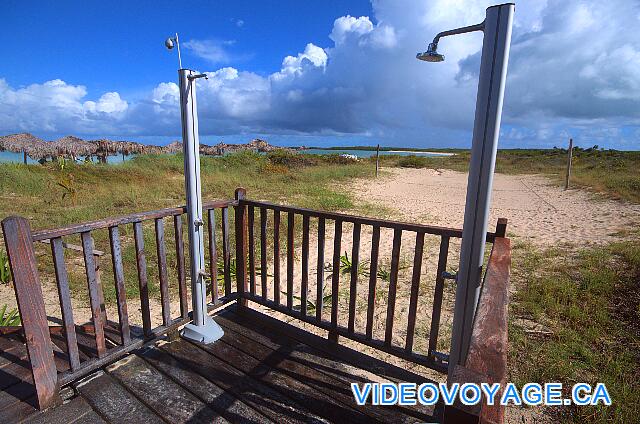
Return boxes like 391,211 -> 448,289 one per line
0,150 -> 375,308
509,239 -> 640,423
0,151 -> 373,231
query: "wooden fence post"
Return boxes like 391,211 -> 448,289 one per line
494,218 -> 508,238
375,144 -> 380,178
91,236 -> 108,325
235,188 -> 248,308
2,216 -> 61,410
564,138 -> 573,190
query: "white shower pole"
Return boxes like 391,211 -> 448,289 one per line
177,67 -> 224,344
448,3 -> 514,373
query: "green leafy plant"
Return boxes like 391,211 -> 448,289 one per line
284,289 -> 333,315
56,174 -> 77,205
57,155 -> 67,170
324,251 -> 369,280
376,266 -> 391,282
0,251 -> 11,285
374,261 -> 410,282
0,304 -> 21,326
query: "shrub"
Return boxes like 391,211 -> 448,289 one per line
267,150 -> 318,167
397,155 -> 429,168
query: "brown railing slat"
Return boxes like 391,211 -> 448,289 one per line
51,237 -> 81,370
240,199 -> 469,239
331,220 -> 343,328
154,218 -> 171,326
81,231 -> 107,358
108,226 -> 131,345
234,188 -> 248,306
300,214 -> 310,316
207,210 -> 219,303
133,221 -> 152,338
286,212 -> 295,310
428,235 -> 450,357
445,237 -> 511,424
384,229 -> 402,346
174,215 -> 188,318
248,206 -> 256,296
221,207 -> 231,297
32,200 -> 235,241
405,232 -> 425,352
260,207 -> 268,300
93,249 -> 107,325
347,223 -> 361,333
366,226 -> 381,339
2,216 -> 61,409
316,217 -> 326,322
273,210 -> 281,305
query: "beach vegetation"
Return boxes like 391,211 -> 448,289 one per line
0,251 -> 10,285
510,239 -> 640,423
0,304 -> 20,326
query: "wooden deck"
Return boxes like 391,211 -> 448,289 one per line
1,304 -> 441,423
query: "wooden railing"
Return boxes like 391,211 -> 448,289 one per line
2,196 -> 239,409
444,236 -> 511,424
2,187 -> 509,413
234,198 -> 507,373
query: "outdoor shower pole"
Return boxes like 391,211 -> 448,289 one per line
178,68 -> 224,344
448,3 -> 514,374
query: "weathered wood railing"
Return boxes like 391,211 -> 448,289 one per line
234,198 -> 507,373
444,236 -> 511,424
1,196 -> 239,409
2,187 -> 509,414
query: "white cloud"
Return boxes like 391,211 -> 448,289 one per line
84,92 -> 128,114
1,0 -> 639,148
330,16 -> 374,45
151,82 -> 179,104
275,43 -> 328,80
182,39 -> 238,65
0,79 -> 127,134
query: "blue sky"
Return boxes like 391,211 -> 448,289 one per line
1,0 -> 640,149
2,1 -> 372,95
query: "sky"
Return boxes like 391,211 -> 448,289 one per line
1,0 -> 639,150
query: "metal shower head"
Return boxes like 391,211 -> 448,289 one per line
416,42 -> 445,62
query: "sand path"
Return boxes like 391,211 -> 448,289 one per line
350,168 -> 640,247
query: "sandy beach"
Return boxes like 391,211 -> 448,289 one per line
351,167 -> 640,247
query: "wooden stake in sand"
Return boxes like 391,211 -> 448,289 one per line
564,138 -> 573,190
375,144 -> 380,178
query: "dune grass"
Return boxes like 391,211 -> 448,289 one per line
0,151 -> 376,312
509,239 -> 640,423
0,151 -> 373,231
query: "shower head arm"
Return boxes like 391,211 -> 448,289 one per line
429,21 -> 485,52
